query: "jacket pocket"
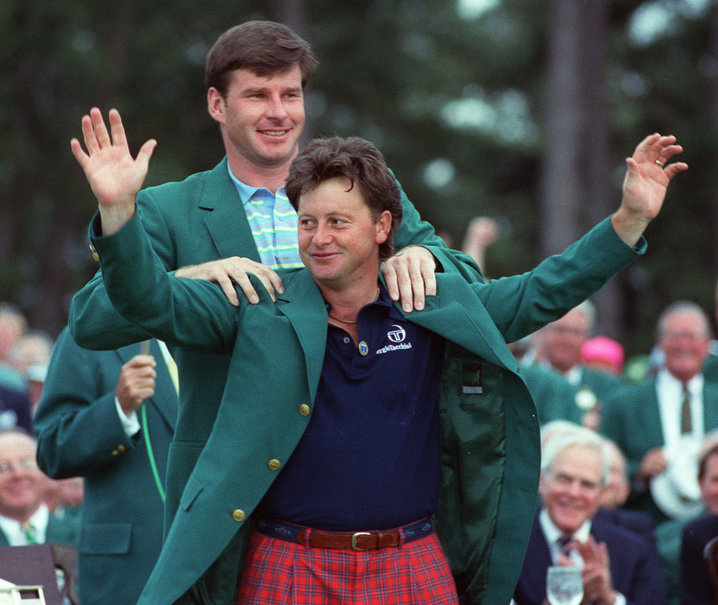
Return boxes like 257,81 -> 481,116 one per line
180,474 -> 204,512
79,522 -> 132,555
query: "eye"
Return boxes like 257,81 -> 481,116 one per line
298,218 -> 316,229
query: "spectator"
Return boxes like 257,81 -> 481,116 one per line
581,335 -> 625,376
601,301 -> 718,525
656,431 -> 718,604
0,429 -> 78,547
34,329 -> 177,605
513,425 -> 667,604
536,301 -> 625,429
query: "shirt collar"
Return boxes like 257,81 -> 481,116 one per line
539,506 -> 592,544
226,163 -> 286,207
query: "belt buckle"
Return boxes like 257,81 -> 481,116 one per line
351,532 -> 372,551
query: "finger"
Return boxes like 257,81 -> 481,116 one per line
80,114 -> 99,155
232,274 -> 260,305
394,267 -> 414,313
231,264 -> 276,302
216,275 -> 240,306
266,270 -> 284,296
136,139 -> 158,174
408,259 -> 426,311
90,107 -> 111,149
664,161 -> 688,179
381,263 -> 400,302
108,108 -> 126,147
70,138 -> 90,171
421,258 -> 437,297
128,354 -> 157,367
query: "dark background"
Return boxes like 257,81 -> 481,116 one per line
2,0 -> 716,358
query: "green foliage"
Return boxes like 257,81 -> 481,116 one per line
1,0 -> 716,355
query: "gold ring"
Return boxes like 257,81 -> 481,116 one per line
655,159 -> 665,167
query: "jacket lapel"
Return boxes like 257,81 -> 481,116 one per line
275,271 -> 328,402
199,159 -> 261,262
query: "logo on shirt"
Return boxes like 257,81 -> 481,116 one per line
377,324 -> 413,355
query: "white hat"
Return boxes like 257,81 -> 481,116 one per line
650,436 -> 703,519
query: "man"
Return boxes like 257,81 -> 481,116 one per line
513,427 -> 666,605
0,430 -> 78,547
33,329 -> 177,604
70,87 -> 684,602
538,301 -> 625,428
0,304 -> 33,434
69,20 -> 483,540
601,301 -> 718,524
656,432 -> 718,604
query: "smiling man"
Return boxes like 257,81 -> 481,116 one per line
514,427 -> 666,605
601,301 -> 718,524
0,430 -> 77,547
70,104 -> 684,602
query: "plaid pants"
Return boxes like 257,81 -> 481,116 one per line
236,527 -> 459,604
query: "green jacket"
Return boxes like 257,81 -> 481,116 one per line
77,210 -> 641,604
69,158 -> 483,542
34,329 -> 177,604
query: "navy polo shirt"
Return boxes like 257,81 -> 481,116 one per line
258,286 -> 445,530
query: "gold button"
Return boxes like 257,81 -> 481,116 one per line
111,449 -> 119,457
232,509 -> 245,522
117,444 -> 126,453
268,459 -> 281,471
298,404 -> 311,417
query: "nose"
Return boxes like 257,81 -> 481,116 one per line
266,93 -> 289,121
313,223 -> 332,246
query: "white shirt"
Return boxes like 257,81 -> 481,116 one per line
538,508 -> 626,605
655,368 -> 705,448
0,504 -> 49,546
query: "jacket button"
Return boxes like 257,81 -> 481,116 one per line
111,449 -> 119,457
232,509 -> 245,522
117,444 -> 126,453
268,459 -> 281,471
298,404 -> 311,416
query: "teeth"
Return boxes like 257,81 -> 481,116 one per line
262,130 -> 286,136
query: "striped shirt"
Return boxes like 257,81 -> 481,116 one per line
228,166 -> 302,269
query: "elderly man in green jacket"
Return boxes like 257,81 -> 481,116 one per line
69,108 -> 685,604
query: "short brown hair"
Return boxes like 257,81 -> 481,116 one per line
205,21 -> 318,96
286,137 -> 403,260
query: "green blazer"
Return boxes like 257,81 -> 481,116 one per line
601,378 -> 718,480
69,158 -> 483,540
79,210 -> 640,605
34,329 -> 177,605
601,378 -> 718,523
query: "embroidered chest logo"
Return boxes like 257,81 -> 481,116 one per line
377,324 -> 413,355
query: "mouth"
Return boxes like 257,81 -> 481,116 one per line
258,129 -> 290,138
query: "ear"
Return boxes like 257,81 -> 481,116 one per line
375,210 -> 393,245
207,87 -> 226,125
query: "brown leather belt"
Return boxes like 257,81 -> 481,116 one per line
254,517 -> 433,551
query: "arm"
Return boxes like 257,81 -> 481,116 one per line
34,328 -> 147,478
473,133 -> 686,343
69,108 -> 239,351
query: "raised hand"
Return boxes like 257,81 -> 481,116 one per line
71,108 -> 157,234
612,133 -> 688,246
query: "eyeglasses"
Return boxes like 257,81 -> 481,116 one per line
0,458 -> 37,474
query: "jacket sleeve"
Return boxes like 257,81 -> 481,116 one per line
71,212 -> 240,353
34,327 -> 139,478
69,189 -> 176,350
473,217 -> 643,343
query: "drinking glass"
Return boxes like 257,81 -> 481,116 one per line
546,565 -> 583,605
